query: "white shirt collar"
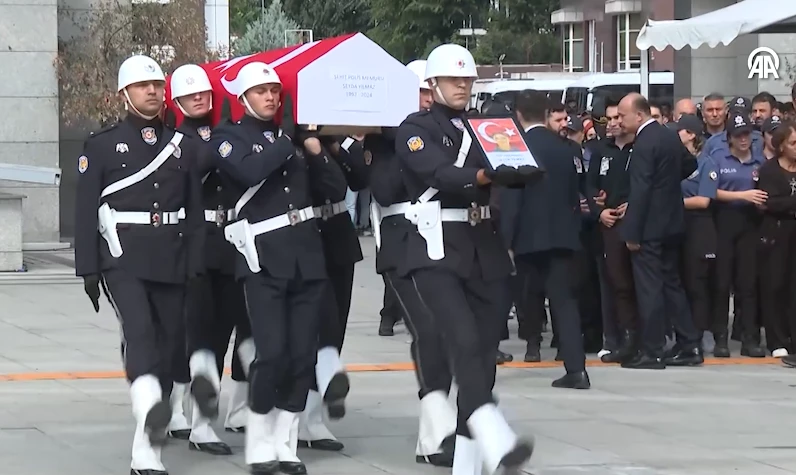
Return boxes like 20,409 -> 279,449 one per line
637,118 -> 656,136
524,123 -> 545,133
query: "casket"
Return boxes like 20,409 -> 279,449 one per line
166,32 -> 418,134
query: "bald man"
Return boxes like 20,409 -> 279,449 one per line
673,99 -> 697,122
617,93 -> 702,370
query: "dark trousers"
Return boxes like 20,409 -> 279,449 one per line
381,274 -> 404,322
385,270 -> 452,399
713,208 -> 759,337
602,223 -> 639,332
318,262 -> 355,352
243,273 -> 325,414
508,272 -> 544,343
759,220 -> 796,351
184,270 -> 252,382
596,254 -> 619,350
410,268 -> 503,436
102,268 -> 186,393
630,238 -> 699,355
517,250 -> 586,373
680,214 -> 717,333
575,247 -> 603,344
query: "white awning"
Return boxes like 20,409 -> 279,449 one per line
604,0 -> 642,15
551,7 -> 584,25
636,0 -> 796,51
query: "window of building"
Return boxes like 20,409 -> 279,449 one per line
616,13 -> 643,71
562,23 -> 584,73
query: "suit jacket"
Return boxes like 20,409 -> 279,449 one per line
500,126 -> 582,255
621,120 -> 690,243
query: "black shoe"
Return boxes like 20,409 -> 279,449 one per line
497,350 -> 513,365
621,352 -> 665,369
600,351 -> 622,363
146,401 -> 172,446
189,441 -> 232,455
415,452 -> 454,467
741,338 -> 765,358
167,429 -> 191,440
713,331 -> 730,358
225,426 -> 245,433
279,461 -> 307,474
299,439 -> 344,451
498,439 -> 534,473
524,341 -> 541,363
663,346 -> 704,366
551,371 -> 590,389
249,461 -> 279,474
617,329 -> 637,363
190,375 -> 219,420
324,373 -> 350,420
131,470 -> 168,475
378,316 -> 396,336
782,355 -> 796,367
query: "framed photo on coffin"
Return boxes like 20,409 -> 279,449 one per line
465,117 -> 539,171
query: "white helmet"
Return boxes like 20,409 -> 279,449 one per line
170,64 -> 212,99
235,62 -> 282,99
406,60 -> 430,90
424,44 -> 478,80
117,55 -> 165,92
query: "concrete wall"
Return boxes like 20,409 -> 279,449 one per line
0,0 -> 61,244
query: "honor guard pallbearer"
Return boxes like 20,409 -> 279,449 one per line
74,54 -> 206,475
394,44 -> 540,475
369,58 -> 456,468
210,62 -> 348,475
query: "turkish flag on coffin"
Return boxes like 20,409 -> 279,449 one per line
165,32 -> 418,130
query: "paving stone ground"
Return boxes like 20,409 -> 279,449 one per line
1,240 -> 796,474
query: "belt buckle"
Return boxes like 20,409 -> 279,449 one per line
150,210 -> 162,227
321,204 -> 333,220
287,209 -> 301,226
215,205 -> 226,227
467,205 -> 482,226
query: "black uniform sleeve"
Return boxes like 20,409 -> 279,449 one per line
331,138 -> 369,192
395,122 -> 480,193
498,187 -> 522,250
306,145 -> 348,202
194,142 -> 217,177
679,142 -> 699,179
184,141 -> 206,278
622,142 -> 656,243
211,126 -> 295,188
74,138 -> 105,277
584,149 -> 603,215
759,161 -> 796,212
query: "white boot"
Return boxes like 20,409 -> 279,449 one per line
130,375 -> 168,472
245,410 -> 278,470
273,409 -> 305,470
316,347 -> 350,419
452,435 -> 483,475
189,349 -> 220,420
224,380 -> 249,432
298,389 -> 342,450
467,403 -> 533,474
167,382 -> 191,438
416,390 -> 457,460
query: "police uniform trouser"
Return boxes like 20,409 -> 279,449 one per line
409,267 -> 503,435
602,223 -> 639,333
713,207 -> 759,338
381,274 -> 404,323
596,254 -> 619,350
509,273 -> 542,343
243,273 -> 325,414
318,262 -> 355,352
185,270 -> 252,380
680,212 -> 717,333
759,218 -> 796,352
102,268 -> 186,392
384,270 -> 452,398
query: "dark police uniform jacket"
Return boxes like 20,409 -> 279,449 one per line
179,116 -> 238,276
393,103 -> 512,281
367,128 -> 414,274
74,114 -> 205,284
499,126 -> 582,256
313,137 -> 367,268
210,115 -> 346,281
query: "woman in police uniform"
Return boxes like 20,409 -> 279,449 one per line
677,115 -> 715,359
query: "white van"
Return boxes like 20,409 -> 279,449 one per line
563,71 -> 674,115
476,78 -> 577,112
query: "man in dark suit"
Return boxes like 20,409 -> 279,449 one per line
501,91 -> 589,389
618,93 -> 703,370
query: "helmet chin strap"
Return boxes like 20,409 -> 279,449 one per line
430,78 -> 450,107
175,95 -> 214,119
241,95 -> 280,122
123,89 -> 159,121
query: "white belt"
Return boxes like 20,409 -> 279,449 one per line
441,206 -> 492,224
114,207 -> 186,226
250,206 -> 316,235
381,202 -> 412,218
312,200 -> 347,220
204,209 -> 237,224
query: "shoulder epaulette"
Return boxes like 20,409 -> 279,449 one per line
86,122 -> 118,140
